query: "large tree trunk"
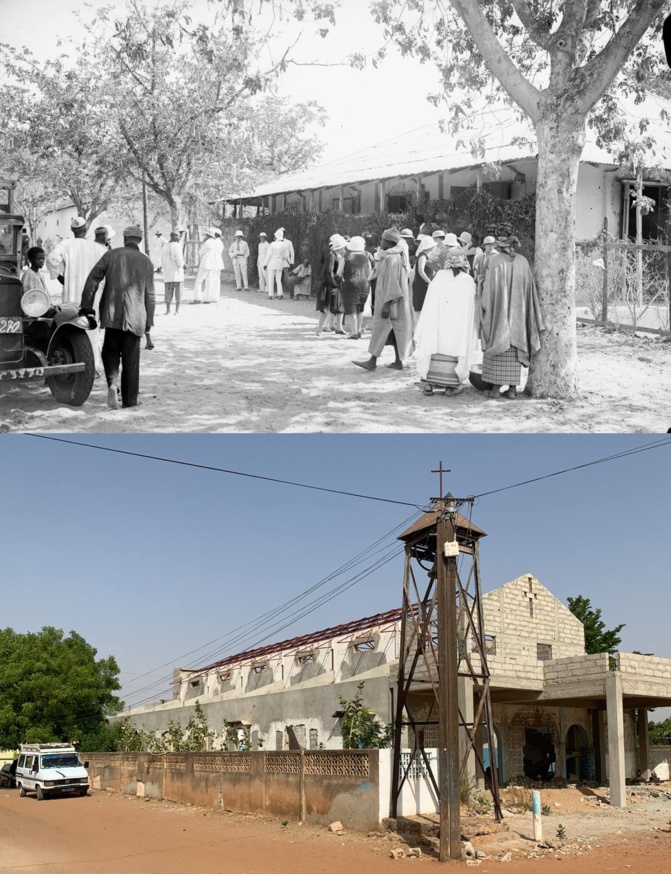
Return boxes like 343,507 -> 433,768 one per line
527,118 -> 586,399
167,194 -> 183,233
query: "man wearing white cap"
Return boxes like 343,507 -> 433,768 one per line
193,226 -> 224,303
47,216 -> 107,368
228,230 -> 250,291
256,232 -> 269,292
47,216 -> 106,305
263,228 -> 291,300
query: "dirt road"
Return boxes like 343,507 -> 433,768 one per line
1,787 -> 671,873
0,280 -> 668,433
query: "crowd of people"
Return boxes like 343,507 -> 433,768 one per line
19,212 -> 544,410
314,222 -> 544,399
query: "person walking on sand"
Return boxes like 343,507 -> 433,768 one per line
257,232 -> 269,293
81,225 -> 155,410
162,231 -> 185,315
264,228 -> 291,300
229,229 -> 250,291
193,227 -> 224,304
480,226 -> 544,400
414,244 -> 478,396
342,236 -> 371,340
353,228 -> 413,372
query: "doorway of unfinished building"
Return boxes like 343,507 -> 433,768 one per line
523,727 -> 556,781
565,723 -> 590,781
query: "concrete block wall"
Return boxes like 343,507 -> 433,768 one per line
617,652 -> 671,681
483,574 -> 585,684
496,704 -> 561,781
544,653 -> 610,686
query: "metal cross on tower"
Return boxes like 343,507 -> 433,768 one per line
391,479 -> 502,863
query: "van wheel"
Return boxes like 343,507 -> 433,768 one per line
36,785 -> 44,801
79,788 -> 88,797
18,784 -> 26,797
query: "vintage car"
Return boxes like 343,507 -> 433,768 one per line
0,180 -> 96,406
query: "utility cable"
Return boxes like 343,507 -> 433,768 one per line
471,436 -> 671,500
23,434 -> 424,509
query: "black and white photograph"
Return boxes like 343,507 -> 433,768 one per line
1,2 -> 671,872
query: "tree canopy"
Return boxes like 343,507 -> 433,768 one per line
0,627 -> 123,750
567,595 -> 625,654
0,0 -> 326,231
365,0 -> 670,399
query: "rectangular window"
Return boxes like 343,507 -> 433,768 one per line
296,653 -> 314,665
253,664 -> 268,674
218,671 -> 231,682
537,643 -> 553,661
309,728 -> 319,750
190,678 -> 201,687
276,730 -> 283,751
472,634 -> 497,655
353,640 -> 375,652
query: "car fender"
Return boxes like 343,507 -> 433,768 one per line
47,322 -> 94,361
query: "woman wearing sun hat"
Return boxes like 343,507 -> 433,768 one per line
353,228 -> 413,371
342,236 -> 371,340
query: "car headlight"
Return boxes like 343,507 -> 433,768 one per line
21,289 -> 50,317
43,781 -> 54,787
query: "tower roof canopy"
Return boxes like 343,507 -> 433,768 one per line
398,501 -> 486,543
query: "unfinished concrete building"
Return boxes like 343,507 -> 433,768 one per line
126,574 -> 671,807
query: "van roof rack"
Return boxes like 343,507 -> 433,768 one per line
20,743 -> 77,753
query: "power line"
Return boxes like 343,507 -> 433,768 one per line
23,434 -> 423,509
471,436 -> 671,499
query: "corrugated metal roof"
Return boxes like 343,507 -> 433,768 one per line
243,97 -> 671,199
188,606 -> 405,676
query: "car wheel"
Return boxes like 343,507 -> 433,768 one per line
36,785 -> 44,801
46,331 -> 95,406
18,784 -> 26,797
79,788 -> 88,797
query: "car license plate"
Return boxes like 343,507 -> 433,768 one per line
0,318 -> 21,334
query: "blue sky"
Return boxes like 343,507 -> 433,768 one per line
1,433 -> 669,711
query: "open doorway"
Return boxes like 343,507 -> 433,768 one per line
565,724 -> 589,781
523,727 -> 556,780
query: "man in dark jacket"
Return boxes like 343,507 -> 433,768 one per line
81,225 -> 155,409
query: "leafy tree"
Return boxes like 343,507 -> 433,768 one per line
648,717 -> 671,745
81,0 -> 325,230
0,48 -> 126,229
0,627 -> 123,749
364,0 -> 668,399
567,595 -> 625,654
339,681 -> 393,749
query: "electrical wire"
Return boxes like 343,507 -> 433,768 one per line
23,434 -> 424,509
470,436 -> 671,499
117,506 -> 425,703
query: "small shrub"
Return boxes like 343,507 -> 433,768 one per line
505,786 -> 533,812
541,804 -> 551,816
556,824 -> 567,841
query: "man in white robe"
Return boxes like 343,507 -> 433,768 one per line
414,247 -> 479,395
256,232 -> 269,292
193,227 -> 224,303
47,216 -> 106,366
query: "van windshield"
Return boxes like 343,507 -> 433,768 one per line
40,754 -> 81,769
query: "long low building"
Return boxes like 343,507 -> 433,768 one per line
233,98 -> 671,243
126,573 -> 671,807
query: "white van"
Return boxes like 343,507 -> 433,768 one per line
15,744 -> 89,800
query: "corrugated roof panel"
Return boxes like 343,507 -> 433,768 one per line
242,97 -> 671,199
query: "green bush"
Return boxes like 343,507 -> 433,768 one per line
219,191 -> 536,294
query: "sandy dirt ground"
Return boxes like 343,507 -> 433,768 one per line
0,278 -> 669,433
1,785 -> 671,873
